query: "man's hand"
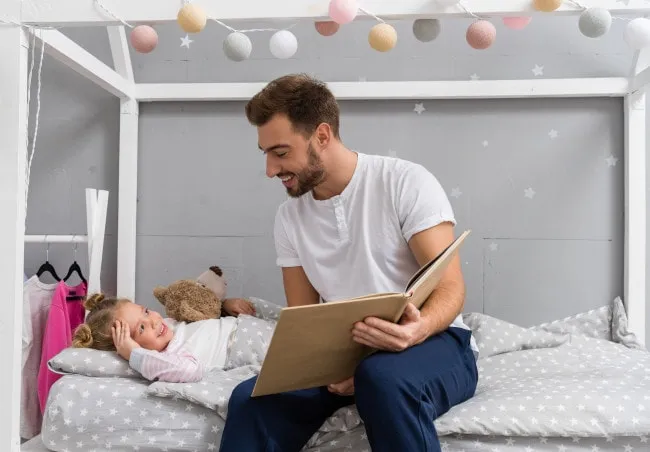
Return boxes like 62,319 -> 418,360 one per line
112,320 -> 141,360
327,376 -> 355,396
351,303 -> 428,352
222,298 -> 256,317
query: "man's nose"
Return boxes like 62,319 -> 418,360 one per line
266,154 -> 280,178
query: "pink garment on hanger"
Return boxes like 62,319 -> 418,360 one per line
37,281 -> 87,413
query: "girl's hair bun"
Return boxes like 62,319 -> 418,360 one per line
84,293 -> 105,311
71,324 -> 93,348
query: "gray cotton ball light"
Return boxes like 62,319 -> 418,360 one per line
578,7 -> 612,38
413,19 -> 441,42
223,32 -> 252,61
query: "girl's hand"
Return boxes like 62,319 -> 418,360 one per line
222,298 -> 256,317
112,320 -> 141,360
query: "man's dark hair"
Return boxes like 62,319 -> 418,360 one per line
245,73 -> 341,139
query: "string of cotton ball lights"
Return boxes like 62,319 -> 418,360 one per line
93,0 -> 161,54
540,0 -> 650,49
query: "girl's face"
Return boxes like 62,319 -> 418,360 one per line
116,302 -> 173,351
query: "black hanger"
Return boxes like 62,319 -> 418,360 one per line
36,240 -> 61,281
63,261 -> 86,284
63,240 -> 87,285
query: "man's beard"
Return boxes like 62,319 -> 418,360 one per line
286,144 -> 326,198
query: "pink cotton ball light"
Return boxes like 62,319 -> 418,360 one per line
329,0 -> 357,24
466,20 -> 496,49
502,16 -> 531,30
130,25 -> 158,54
315,21 -> 340,36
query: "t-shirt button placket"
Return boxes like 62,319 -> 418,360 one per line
334,203 -> 349,241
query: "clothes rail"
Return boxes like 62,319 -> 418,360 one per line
24,235 -> 88,243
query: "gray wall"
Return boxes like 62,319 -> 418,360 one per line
22,16 -> 648,344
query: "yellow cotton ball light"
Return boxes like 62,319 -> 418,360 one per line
177,3 -> 207,33
368,23 -> 397,52
533,0 -> 562,12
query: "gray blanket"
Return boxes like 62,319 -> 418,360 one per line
144,297 -> 650,448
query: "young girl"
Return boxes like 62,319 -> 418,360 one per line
72,293 -> 257,383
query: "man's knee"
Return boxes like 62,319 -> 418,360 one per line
354,353 -> 404,406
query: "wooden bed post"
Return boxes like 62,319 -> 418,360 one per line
108,26 -> 138,300
0,1 -> 29,450
625,48 -> 649,347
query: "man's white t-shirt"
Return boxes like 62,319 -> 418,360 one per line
273,152 -> 478,356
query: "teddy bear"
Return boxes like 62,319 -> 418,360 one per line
153,266 -> 227,323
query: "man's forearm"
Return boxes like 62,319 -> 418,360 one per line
419,279 -> 465,337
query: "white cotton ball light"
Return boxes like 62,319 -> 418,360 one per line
223,32 -> 252,62
578,8 -> 612,38
625,18 -> 650,49
270,30 -> 298,59
412,19 -> 441,42
130,25 -> 158,53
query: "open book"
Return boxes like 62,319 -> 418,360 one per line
251,229 -> 471,397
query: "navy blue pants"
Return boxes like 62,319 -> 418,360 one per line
220,327 -> 478,452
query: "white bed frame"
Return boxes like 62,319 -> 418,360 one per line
1,1 -> 649,450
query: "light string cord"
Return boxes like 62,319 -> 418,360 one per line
456,1 -> 487,21
177,0 -> 296,33
93,0 -> 134,28
563,0 -> 633,22
25,29 -> 45,224
358,7 -> 386,24
0,16 -> 47,227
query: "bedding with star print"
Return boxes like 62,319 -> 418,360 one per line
39,298 -> 650,451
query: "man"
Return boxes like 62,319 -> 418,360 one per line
220,74 -> 478,452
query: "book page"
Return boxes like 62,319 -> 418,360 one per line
404,230 -> 471,309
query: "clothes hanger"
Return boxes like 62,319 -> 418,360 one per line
63,237 -> 86,283
36,237 -> 61,282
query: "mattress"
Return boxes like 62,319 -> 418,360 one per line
40,374 -> 222,451
39,374 -> 357,452
39,303 -> 650,452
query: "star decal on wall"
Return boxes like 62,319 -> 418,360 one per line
414,102 -> 425,114
387,149 -> 397,157
450,187 -> 462,198
605,155 -> 618,167
470,73 -> 480,81
482,140 -> 489,147
548,129 -> 558,139
180,34 -> 193,48
524,187 -> 536,199
489,242 -> 498,251
358,76 -> 367,82
532,64 -> 544,76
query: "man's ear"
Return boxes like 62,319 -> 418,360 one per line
314,122 -> 332,149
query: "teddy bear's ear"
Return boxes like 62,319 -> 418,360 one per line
209,266 -> 223,277
153,286 -> 167,304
